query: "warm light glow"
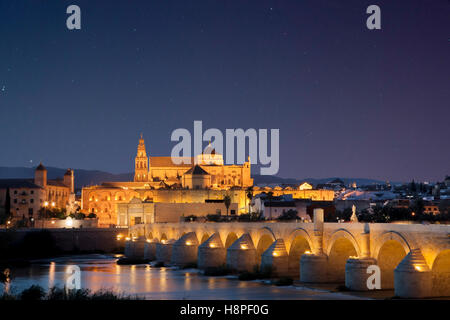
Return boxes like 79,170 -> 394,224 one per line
65,216 -> 73,228
51,220 -> 55,224
161,239 -> 167,244
412,212 -> 416,216
146,239 -> 152,243
185,241 -> 192,246
51,202 -> 55,207
116,234 -> 123,240
415,265 -> 422,271
125,237 -> 131,241
240,244 -> 248,250
272,252 -> 278,257
304,250 -> 311,254
209,243 -> 216,248
44,201 -> 49,207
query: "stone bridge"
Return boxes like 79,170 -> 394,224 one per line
125,209 -> 450,298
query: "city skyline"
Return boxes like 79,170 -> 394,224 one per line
0,0 -> 449,182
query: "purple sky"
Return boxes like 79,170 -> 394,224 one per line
0,0 -> 449,182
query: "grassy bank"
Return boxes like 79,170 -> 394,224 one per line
0,285 -> 140,300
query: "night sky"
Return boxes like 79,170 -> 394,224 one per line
0,0 -> 449,182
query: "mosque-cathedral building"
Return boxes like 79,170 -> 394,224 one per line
81,135 -> 334,227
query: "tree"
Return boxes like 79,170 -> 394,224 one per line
409,180 -> 417,193
266,191 -> 274,220
412,198 -> 424,215
277,209 -> 298,221
246,187 -> 253,214
0,187 -> 11,225
223,195 -> 231,217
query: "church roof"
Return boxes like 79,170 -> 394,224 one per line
47,179 -> 68,187
149,156 -> 193,167
184,165 -> 210,175
0,179 -> 42,189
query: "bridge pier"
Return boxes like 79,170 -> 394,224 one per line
198,233 -> 226,269
261,239 -> 289,277
300,252 -> 328,282
345,223 -> 376,291
144,239 -> 158,260
345,257 -> 377,291
226,233 -> 257,272
300,208 -> 328,283
394,248 -> 432,298
171,232 -> 199,267
155,239 -> 176,264
124,236 -> 146,259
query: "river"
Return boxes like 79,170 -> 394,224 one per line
1,254 -> 366,300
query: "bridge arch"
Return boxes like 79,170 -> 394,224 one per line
326,229 -> 361,258
326,229 -> 360,283
287,228 -> 313,277
256,234 -> 275,259
373,231 -> 412,259
374,231 -> 411,289
431,249 -> 450,297
224,232 -> 238,249
200,232 -> 210,244
160,233 -> 168,241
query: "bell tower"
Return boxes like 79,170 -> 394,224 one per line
134,133 -> 149,182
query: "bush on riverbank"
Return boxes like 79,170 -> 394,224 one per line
116,257 -> 150,265
181,263 -> 197,269
0,285 -> 140,300
273,277 -> 294,286
203,265 -> 232,276
238,265 -> 273,281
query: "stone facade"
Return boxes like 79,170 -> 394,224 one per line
0,164 -> 75,223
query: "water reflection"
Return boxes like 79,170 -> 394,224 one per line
0,254 -> 364,300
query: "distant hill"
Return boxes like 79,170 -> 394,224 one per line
0,166 -> 393,191
0,166 -> 133,191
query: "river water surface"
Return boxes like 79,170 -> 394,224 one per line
2,254 -> 366,300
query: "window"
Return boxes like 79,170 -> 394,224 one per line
230,210 -> 236,215
14,190 -> 17,194
30,199 -> 34,204
31,190 -> 34,194
14,199 -> 17,204
28,208 -> 33,216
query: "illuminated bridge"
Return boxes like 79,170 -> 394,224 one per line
125,209 -> 450,298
